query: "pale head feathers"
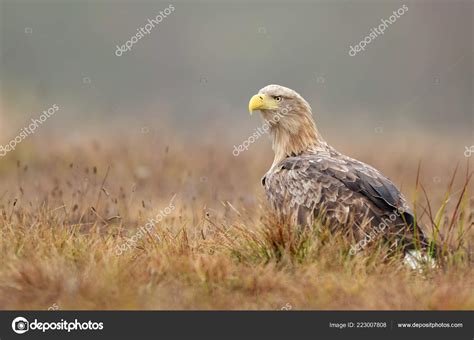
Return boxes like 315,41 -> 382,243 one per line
255,84 -> 327,166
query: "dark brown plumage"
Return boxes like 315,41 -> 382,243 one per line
249,84 -> 429,252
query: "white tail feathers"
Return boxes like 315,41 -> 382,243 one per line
404,250 -> 436,270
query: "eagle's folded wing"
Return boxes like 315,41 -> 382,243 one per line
263,154 -> 428,248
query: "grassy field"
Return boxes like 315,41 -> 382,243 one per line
0,130 -> 472,310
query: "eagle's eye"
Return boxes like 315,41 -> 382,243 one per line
273,96 -> 282,102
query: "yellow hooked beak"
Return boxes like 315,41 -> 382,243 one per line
248,94 -> 279,115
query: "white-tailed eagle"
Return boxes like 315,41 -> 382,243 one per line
248,84 -> 430,255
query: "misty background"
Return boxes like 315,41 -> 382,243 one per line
0,0 -> 472,149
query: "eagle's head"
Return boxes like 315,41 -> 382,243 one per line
248,84 -> 312,123
248,84 -> 325,165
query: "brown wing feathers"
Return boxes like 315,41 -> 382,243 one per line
264,154 -> 429,250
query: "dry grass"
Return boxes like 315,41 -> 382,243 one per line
0,130 -> 472,310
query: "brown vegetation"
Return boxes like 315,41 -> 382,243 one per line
0,131 -> 472,310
